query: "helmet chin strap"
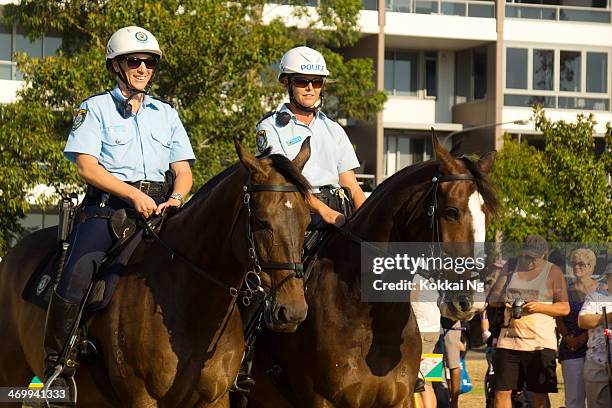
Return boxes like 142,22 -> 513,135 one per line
288,76 -> 324,114
114,60 -> 157,117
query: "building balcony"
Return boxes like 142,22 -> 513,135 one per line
363,0 -> 495,18
505,1 -> 611,24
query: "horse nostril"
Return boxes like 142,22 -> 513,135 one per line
276,306 -> 289,323
458,296 -> 472,312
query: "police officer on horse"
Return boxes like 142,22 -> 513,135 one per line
255,46 -> 366,226
43,26 -> 195,393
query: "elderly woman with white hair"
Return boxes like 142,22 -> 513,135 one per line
557,248 -> 600,408
578,261 -> 612,408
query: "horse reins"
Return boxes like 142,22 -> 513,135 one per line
141,183 -> 305,303
330,174 -> 479,282
334,174 -> 475,247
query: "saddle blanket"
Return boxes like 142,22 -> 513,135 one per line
22,231 -> 143,320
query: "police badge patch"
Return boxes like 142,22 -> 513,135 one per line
256,130 -> 268,153
71,109 -> 87,131
135,31 -> 148,43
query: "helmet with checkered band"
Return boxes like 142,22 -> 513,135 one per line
278,46 -> 329,80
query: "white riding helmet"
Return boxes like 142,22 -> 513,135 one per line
278,46 -> 329,80
106,26 -> 162,60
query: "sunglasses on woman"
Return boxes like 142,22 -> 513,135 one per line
124,57 -> 158,69
292,77 -> 324,89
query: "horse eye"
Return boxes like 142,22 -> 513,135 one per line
445,207 -> 460,221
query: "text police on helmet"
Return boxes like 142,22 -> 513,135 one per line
278,46 -> 329,79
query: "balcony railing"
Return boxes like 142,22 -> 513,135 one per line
505,2 -> 612,24
362,0 -> 495,18
504,93 -> 611,111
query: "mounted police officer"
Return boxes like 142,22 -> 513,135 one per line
43,26 -> 195,393
255,46 -> 366,227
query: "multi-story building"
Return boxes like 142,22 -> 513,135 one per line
2,0 -> 610,187
267,0 -> 612,184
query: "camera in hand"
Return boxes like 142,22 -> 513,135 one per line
512,297 -> 525,319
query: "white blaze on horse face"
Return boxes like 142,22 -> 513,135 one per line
468,191 -> 486,254
284,200 -> 293,209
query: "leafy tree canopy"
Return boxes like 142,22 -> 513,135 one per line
0,0 -> 386,254
490,107 -> 611,244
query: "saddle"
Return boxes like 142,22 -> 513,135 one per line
21,212 -> 166,321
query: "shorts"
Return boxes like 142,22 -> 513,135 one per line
443,321 -> 462,369
420,332 -> 439,355
493,348 -> 558,393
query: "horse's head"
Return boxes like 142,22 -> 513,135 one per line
429,136 -> 498,321
235,138 -> 312,332
384,136 -> 498,321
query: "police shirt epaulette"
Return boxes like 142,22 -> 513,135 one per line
151,96 -> 174,108
255,110 -> 277,128
81,91 -> 108,103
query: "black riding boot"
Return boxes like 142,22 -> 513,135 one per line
43,290 -> 80,405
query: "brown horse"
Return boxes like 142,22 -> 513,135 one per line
247,136 -> 498,408
0,140 -> 313,407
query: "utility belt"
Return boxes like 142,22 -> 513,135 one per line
85,181 -> 168,200
314,185 -> 354,217
59,170 -> 176,244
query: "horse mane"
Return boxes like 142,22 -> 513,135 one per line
364,160 -> 433,203
183,153 -> 312,209
362,155 -> 499,215
457,155 -> 500,216
182,163 -> 241,210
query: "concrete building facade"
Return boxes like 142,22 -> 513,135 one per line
266,0 -> 611,184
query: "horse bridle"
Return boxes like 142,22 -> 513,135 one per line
142,182 -> 306,304
331,173 -> 481,282
241,184 -> 305,306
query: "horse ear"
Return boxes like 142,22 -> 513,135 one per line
292,137 -> 311,172
479,151 -> 496,174
432,131 -> 460,175
234,137 -> 266,176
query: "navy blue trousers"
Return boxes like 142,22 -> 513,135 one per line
57,195 -> 162,303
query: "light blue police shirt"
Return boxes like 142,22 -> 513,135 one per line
256,104 -> 359,190
64,86 -> 195,182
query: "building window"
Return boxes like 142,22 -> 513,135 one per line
473,47 -> 487,99
504,46 -> 611,111
560,51 -> 581,92
425,51 -> 437,97
0,24 -> 61,81
455,47 -> 488,103
587,52 -> 608,93
384,130 -> 433,177
505,0 -> 610,23
506,47 -> 528,89
533,49 -> 554,91
385,50 -> 418,95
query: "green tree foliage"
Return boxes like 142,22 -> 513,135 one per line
0,102 -> 79,253
490,108 -> 612,243
0,0 -> 385,254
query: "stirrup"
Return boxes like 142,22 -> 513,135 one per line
43,365 -> 77,407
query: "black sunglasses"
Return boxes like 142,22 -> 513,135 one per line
292,77 -> 324,89
124,57 -> 158,69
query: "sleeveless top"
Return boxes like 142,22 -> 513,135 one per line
497,261 -> 558,351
